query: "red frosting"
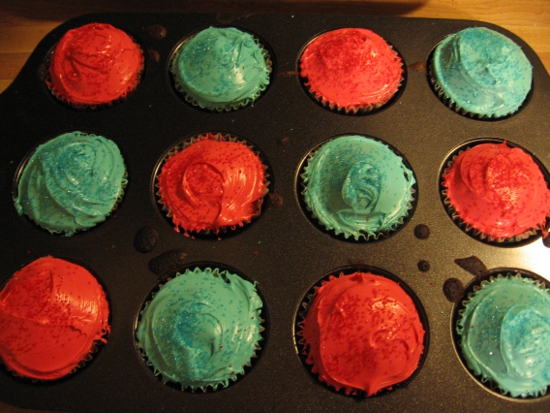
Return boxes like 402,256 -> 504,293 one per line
301,272 -> 425,396
443,142 -> 550,239
157,133 -> 267,234
0,256 -> 110,380
300,28 -> 403,112
48,23 -> 143,106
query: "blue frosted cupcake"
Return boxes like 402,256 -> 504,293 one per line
456,273 -> 550,398
14,131 -> 127,236
170,27 -> 272,112
135,266 -> 264,391
430,27 -> 532,119
301,135 -> 416,241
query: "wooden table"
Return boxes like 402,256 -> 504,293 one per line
0,0 -> 548,412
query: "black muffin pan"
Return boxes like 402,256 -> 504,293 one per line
1,13 -> 550,413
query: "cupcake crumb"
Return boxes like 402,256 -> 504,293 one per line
417,260 -> 430,272
148,249 -> 188,277
408,61 -> 427,74
349,258 -> 369,266
147,49 -> 160,63
144,25 -> 167,39
454,256 -> 488,279
413,224 -> 430,239
134,226 -> 159,253
443,278 -> 464,303
268,193 -> 284,208
277,136 -> 290,145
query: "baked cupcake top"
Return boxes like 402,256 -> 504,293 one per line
301,272 -> 425,396
457,274 -> 550,398
135,267 -> 263,391
432,27 -> 532,118
170,27 -> 271,111
299,28 -> 403,113
442,142 -> 550,240
14,131 -> 127,236
157,133 -> 267,235
0,256 -> 110,381
302,135 -> 416,240
47,23 -> 144,107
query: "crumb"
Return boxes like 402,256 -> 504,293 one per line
443,278 -> 464,303
454,256 -> 488,279
417,260 -> 430,272
414,224 -> 430,239
268,193 -> 284,208
134,226 -> 159,253
148,249 -> 187,277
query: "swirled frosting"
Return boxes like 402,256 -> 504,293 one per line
302,135 -> 415,240
14,131 -> 127,236
48,22 -> 144,106
171,27 -> 271,111
457,275 -> 550,397
135,267 -> 263,390
300,28 -> 403,112
301,272 -> 425,396
0,256 -> 110,381
157,133 -> 267,234
432,27 -> 532,118
443,142 -> 550,239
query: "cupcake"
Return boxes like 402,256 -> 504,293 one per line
430,27 -> 532,119
47,23 -> 144,108
456,273 -> 550,398
441,141 -> 550,243
135,266 -> 264,391
170,26 -> 272,112
301,134 -> 416,241
299,28 -> 403,114
0,256 -> 110,381
299,271 -> 426,396
156,132 -> 268,236
14,131 -> 127,236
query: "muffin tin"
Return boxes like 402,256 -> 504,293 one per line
1,12 -> 550,413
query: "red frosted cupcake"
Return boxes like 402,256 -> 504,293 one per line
0,256 -> 110,381
299,271 -> 426,396
47,23 -> 144,108
442,141 -> 550,243
299,28 -> 403,114
156,133 -> 269,236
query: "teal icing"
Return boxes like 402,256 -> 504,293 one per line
170,27 -> 271,111
14,131 -> 126,236
135,267 -> 263,391
457,275 -> 550,398
433,27 -> 532,118
302,135 -> 416,240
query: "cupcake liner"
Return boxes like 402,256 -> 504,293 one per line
135,266 -> 265,392
155,132 -> 270,237
44,31 -> 144,110
295,266 -> 428,397
170,30 -> 272,112
440,143 -> 548,245
299,137 -> 417,241
454,271 -> 550,398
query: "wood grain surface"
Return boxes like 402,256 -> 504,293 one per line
0,0 -> 548,412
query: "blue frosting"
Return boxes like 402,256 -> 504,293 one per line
14,131 -> 126,236
457,275 -> 550,397
302,135 -> 416,240
433,27 -> 532,118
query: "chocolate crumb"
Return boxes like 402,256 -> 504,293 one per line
417,260 -> 430,272
543,234 -> 550,248
454,256 -> 488,279
277,136 -> 290,146
443,278 -> 464,303
268,193 -> 284,208
145,25 -> 167,40
147,49 -> 160,63
148,249 -> 187,277
134,226 -> 159,253
408,61 -> 427,74
414,224 -> 430,239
